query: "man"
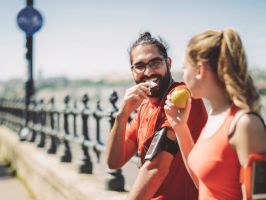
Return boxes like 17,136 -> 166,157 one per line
105,32 -> 207,200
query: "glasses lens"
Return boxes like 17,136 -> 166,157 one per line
134,64 -> 146,72
133,57 -> 164,72
148,58 -> 163,69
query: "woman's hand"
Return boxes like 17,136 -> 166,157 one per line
164,94 -> 192,130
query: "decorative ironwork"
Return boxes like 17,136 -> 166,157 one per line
0,91 -> 138,192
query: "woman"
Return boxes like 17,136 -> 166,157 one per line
164,28 -> 266,199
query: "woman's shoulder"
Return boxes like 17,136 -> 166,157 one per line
230,110 -> 266,149
233,110 -> 265,131
229,109 -> 266,165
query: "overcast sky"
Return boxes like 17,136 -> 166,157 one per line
1,0 -> 265,81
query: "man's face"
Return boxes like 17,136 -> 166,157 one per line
131,44 -> 171,97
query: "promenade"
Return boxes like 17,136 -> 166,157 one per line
0,162 -> 32,200
0,126 -> 129,200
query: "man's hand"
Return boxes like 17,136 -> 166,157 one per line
119,82 -> 151,117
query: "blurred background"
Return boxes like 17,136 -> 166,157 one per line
0,0 -> 265,107
0,1 -> 266,199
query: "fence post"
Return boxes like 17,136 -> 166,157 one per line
47,97 -> 58,154
79,94 -> 93,174
29,99 -> 38,142
37,99 -> 46,148
105,91 -> 125,191
92,100 -> 104,163
72,101 -> 78,138
60,95 -> 72,162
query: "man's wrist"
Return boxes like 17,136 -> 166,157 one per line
116,110 -> 130,122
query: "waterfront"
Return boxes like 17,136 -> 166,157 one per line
31,85 -> 266,189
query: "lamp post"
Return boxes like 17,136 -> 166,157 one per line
17,0 -> 43,140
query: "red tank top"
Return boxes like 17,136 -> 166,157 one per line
188,106 -> 242,200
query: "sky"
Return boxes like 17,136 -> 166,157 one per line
0,0 -> 266,81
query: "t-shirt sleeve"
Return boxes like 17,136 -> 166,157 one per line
160,117 -> 174,131
125,111 -> 139,144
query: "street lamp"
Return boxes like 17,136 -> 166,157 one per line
16,0 -> 43,140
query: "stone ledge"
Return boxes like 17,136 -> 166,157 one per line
0,126 -> 128,200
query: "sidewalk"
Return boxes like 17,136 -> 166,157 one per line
0,162 -> 33,200
0,126 -> 128,200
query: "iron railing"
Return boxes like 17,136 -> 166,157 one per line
0,91 -> 137,191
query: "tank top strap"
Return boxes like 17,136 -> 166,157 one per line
228,108 -> 266,139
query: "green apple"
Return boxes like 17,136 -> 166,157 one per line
170,88 -> 190,108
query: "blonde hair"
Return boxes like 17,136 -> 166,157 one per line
187,28 -> 261,112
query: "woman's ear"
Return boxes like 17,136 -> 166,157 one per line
195,62 -> 205,79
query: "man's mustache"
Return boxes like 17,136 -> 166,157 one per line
139,75 -> 162,83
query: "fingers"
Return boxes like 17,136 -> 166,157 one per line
164,95 -> 192,122
127,91 -> 146,102
127,82 -> 151,98
138,82 -> 152,96
164,95 -> 175,110
123,82 -> 152,109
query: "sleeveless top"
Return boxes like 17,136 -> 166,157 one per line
188,106 -> 242,200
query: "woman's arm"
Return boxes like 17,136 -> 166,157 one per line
229,113 -> 266,166
164,97 -> 199,187
229,113 -> 266,199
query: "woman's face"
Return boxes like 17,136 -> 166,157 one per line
182,53 -> 201,99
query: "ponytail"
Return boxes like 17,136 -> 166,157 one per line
187,28 -> 261,112
218,29 -> 261,112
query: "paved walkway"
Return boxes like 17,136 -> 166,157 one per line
0,162 -> 33,200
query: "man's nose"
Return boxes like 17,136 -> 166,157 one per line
143,65 -> 153,75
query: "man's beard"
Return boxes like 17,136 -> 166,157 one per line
135,68 -> 171,98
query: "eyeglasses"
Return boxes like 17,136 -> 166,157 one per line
132,57 -> 165,73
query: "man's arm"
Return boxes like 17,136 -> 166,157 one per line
126,129 -> 176,200
106,82 -> 151,169
105,112 -> 137,169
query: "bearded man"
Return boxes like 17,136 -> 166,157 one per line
106,32 -> 207,200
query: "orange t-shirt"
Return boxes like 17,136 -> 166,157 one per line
188,106 -> 242,200
126,82 -> 208,200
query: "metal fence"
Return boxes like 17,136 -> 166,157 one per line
0,91 -> 138,192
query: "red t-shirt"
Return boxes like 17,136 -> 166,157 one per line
126,82 -> 208,200
188,106 -> 242,200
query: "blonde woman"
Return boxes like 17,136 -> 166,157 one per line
164,28 -> 266,199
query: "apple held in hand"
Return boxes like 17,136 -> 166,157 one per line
170,88 -> 190,108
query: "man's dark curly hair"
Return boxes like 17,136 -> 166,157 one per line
129,32 -> 169,64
